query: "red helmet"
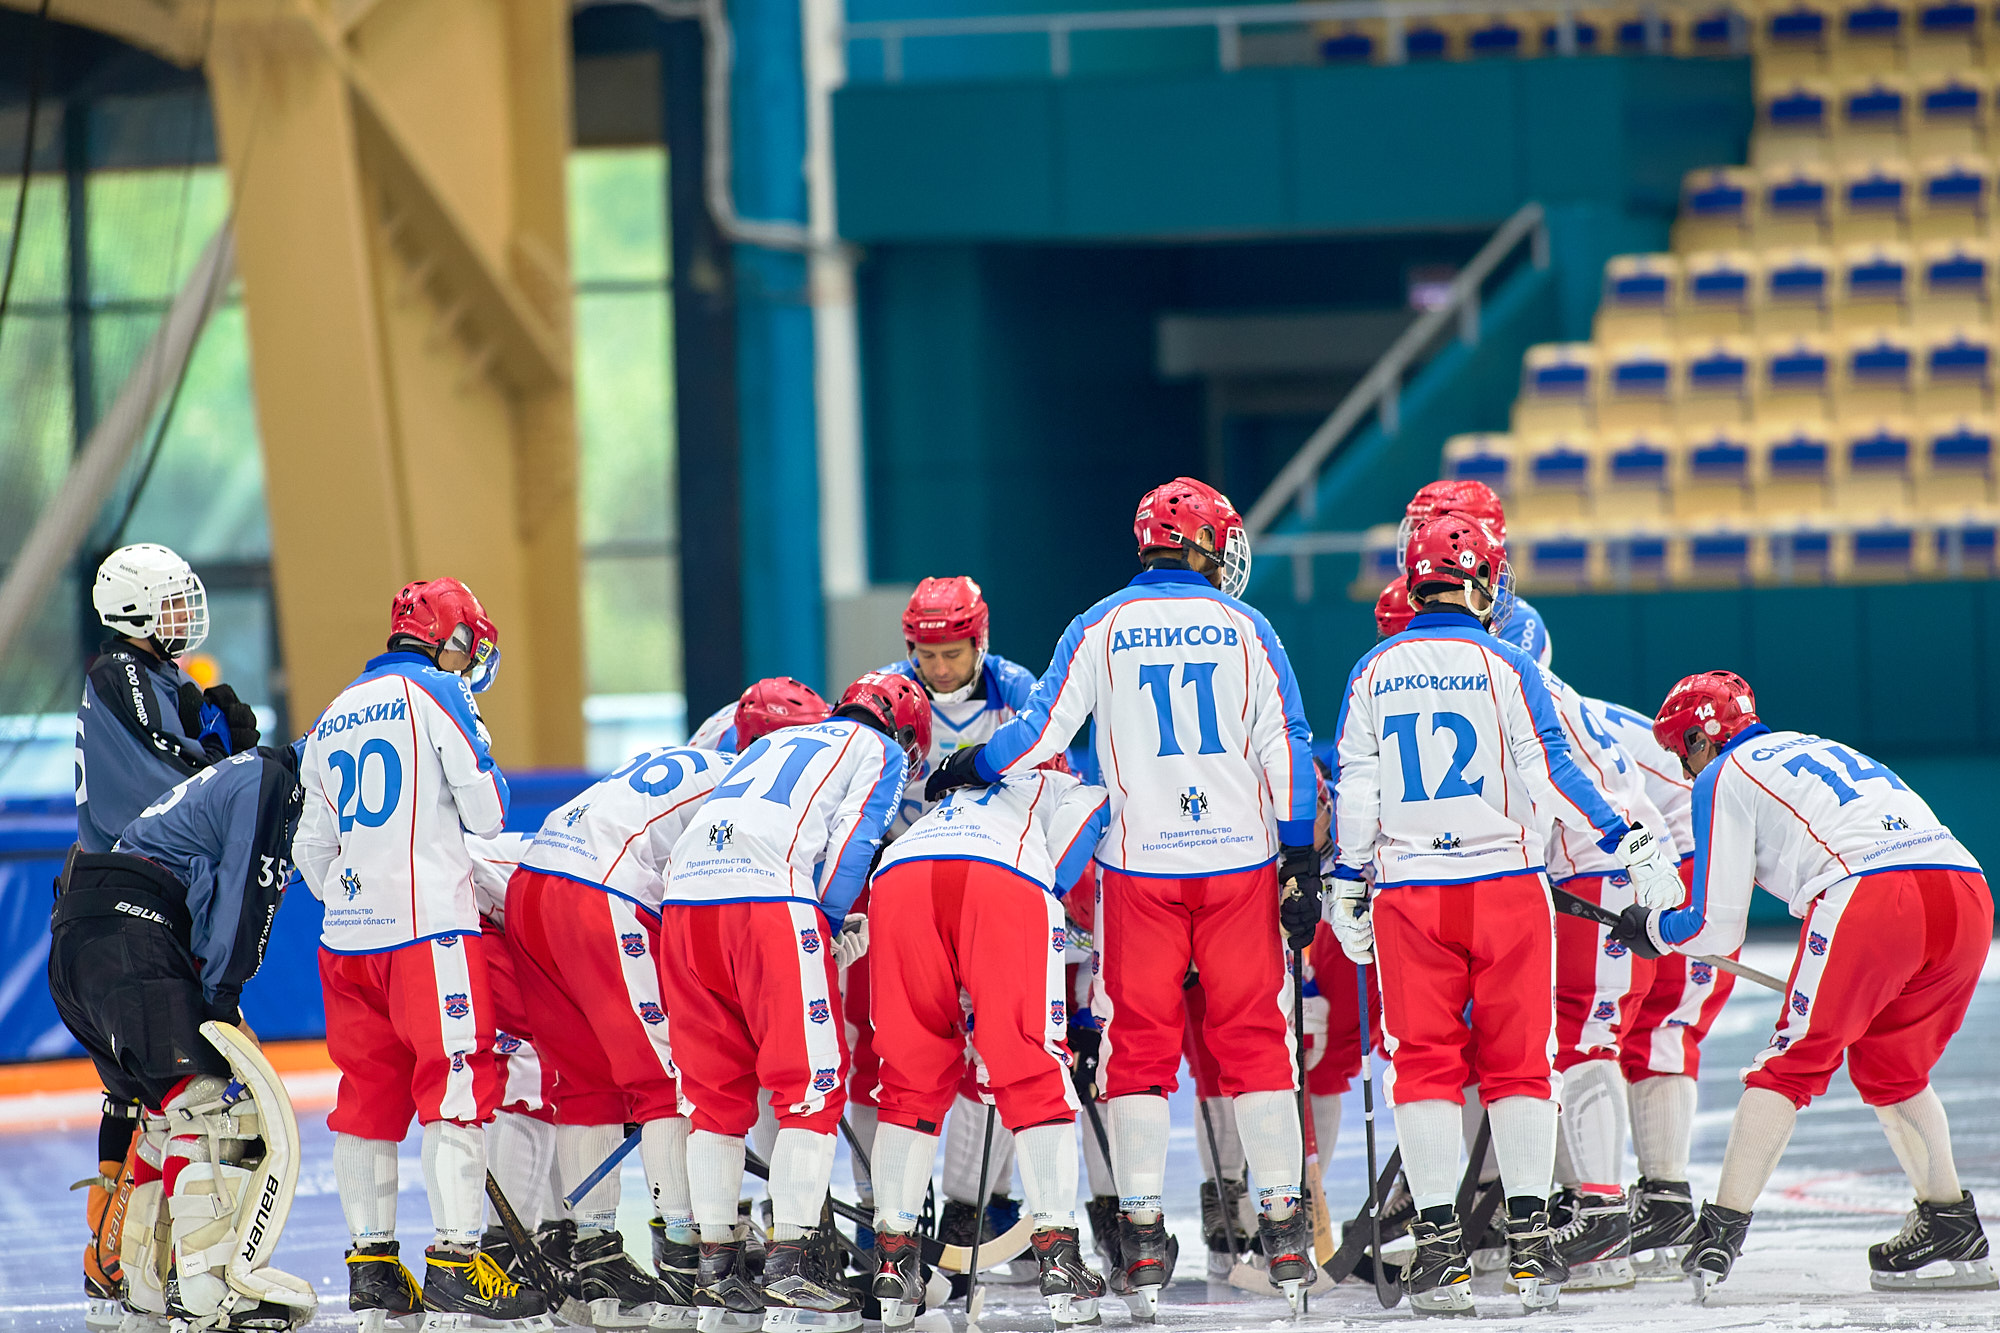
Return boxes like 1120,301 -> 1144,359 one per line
1133,477 -> 1252,598
1404,515 -> 1506,614
734,677 -> 831,747
1653,671 -> 1759,760
1373,578 -> 1415,639
390,578 -> 501,693
1398,479 -> 1507,572
903,576 -> 990,651
836,671 -> 934,777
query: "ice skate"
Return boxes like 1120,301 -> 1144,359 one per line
164,1278 -> 302,1333
1031,1226 -> 1104,1326
649,1221 -> 701,1328
693,1239 -> 763,1333
1402,1207 -> 1474,1315
480,1226 -> 535,1285
758,1237 -> 860,1332
1199,1178 -> 1248,1280
1083,1196 -> 1120,1271
534,1220 -> 580,1299
870,1231 -> 926,1329
1256,1208 -> 1313,1313
1501,1206 -> 1568,1312
982,1195 -> 1038,1285
83,1165 -> 129,1333
1550,1189 -> 1634,1290
1868,1192 -> 1998,1292
1682,1202 -> 1751,1303
346,1241 -> 425,1333
574,1230 -> 671,1327
1108,1214 -> 1176,1322
1628,1179 -> 1698,1280
422,1245 -> 557,1331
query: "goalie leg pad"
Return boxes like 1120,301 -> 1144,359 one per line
120,1173 -> 170,1318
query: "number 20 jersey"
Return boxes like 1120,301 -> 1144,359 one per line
295,651 -> 510,953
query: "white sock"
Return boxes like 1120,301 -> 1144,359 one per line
643,1116 -> 695,1242
689,1130 -> 747,1241
1233,1090 -> 1303,1220
1109,1094 -> 1171,1222
870,1123 -> 940,1233
1489,1096 -> 1557,1204
334,1133 -> 399,1243
1015,1123 -> 1080,1229
1558,1061 -> 1628,1194
1193,1097 -> 1244,1181
1716,1087 -> 1797,1214
847,1104 -> 879,1202
942,1096 -> 1006,1204
1393,1099 -> 1464,1211
1080,1105 -> 1116,1197
1631,1075 -> 1697,1181
751,1091 -> 779,1160
558,1123 -> 624,1234
1309,1093 -> 1341,1173
1461,1084 -> 1498,1184
422,1121 -> 489,1248
1875,1087 -> 1963,1204
768,1128 -> 836,1236
487,1111 -> 557,1231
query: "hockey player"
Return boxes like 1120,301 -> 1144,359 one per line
689,678 -> 830,755
926,477 -> 1321,1316
294,577 -> 553,1330
865,758 -> 1110,1326
658,672 -> 926,1333
506,740 -> 740,1326
1327,515 -> 1683,1314
1623,672 -> 1995,1297
48,746 -> 316,1330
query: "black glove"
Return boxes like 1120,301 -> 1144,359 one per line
1066,1021 -> 1101,1098
176,681 -> 220,759
1610,902 -> 1664,960
1277,845 -> 1322,952
924,743 -> 990,803
203,684 -> 261,754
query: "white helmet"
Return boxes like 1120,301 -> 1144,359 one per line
94,543 -> 208,655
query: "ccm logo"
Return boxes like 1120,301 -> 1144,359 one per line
115,901 -> 168,926
239,1176 -> 282,1261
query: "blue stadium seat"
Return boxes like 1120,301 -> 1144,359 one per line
1914,156 -> 1990,239
1597,254 -> 1680,341
1921,326 -> 1995,413
1760,247 -> 1834,332
1515,343 -> 1597,431
1760,80 -> 1835,164
1909,0 -> 1980,70
1601,341 -> 1679,428
1684,519 -> 1760,581
1682,250 -> 1758,335
1680,336 -> 1756,424
1519,528 -> 1594,588
1916,240 -> 1990,325
1755,420 -> 1835,509
1466,16 -> 1525,55
1837,75 -> 1910,161
1934,508 -> 1999,575
1839,417 -> 1917,505
1918,414 -> 1996,503
1848,513 -> 1926,578
1762,333 -> 1835,418
1758,0 -> 1834,78
1517,431 -> 1598,522
1837,242 -> 1912,329
1602,524 -> 1672,585
1600,427 -> 1676,517
1913,73 -> 1985,156
1442,432 -> 1516,495
1835,0 -> 1910,75
1836,159 -> 1913,242
1840,327 -> 1916,416
1759,163 -> 1834,245
1677,168 -> 1757,250
1677,425 -> 1754,513
1767,514 -> 1839,580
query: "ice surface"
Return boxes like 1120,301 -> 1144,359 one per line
0,937 -> 1992,1329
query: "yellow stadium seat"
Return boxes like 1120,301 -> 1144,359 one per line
1834,159 -> 1915,242
1932,504 -> 2000,575
1756,0 -> 1836,78
1834,0 -> 1912,73
1686,5 -> 1754,56
1514,343 -> 1597,432
1912,156 -> 1991,240
1601,521 -> 1674,587
1598,427 -> 1677,518
1918,325 -> 1995,412
1680,250 -> 1759,335
1676,168 -> 1759,251
1464,12 -> 1532,56
1764,512 -> 1842,580
1914,239 -> 1992,324
1314,19 -> 1385,61
1441,432 -> 1517,497
1514,431 -> 1599,523
1910,72 -> 1986,157
1916,413 -> 1997,502
1679,335 -> 1758,424
1390,5 -> 1463,60
1835,242 -> 1914,328
1599,340 -> 1681,429
1757,246 -> 1835,332
1760,332 -> 1836,418
1756,79 -> 1838,165
1682,517 -> 1763,582
1757,163 -> 1834,246
1836,416 -> 1918,505
1847,511 -> 1933,578
1596,254 -> 1681,342
1838,326 -> 1918,415
1514,523 -> 1598,589
1753,419 -> 1836,510
1674,425 -> 1756,514
1834,73 -> 1913,162
1907,0 -> 1984,71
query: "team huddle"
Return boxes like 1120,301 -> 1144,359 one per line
47,475 -> 1996,1333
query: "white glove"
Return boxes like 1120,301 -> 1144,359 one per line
1615,824 -> 1683,911
1301,992 -> 1330,1071
832,913 -> 869,968
1328,874 -> 1374,964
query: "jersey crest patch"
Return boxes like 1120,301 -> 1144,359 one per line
812,1067 -> 839,1093
495,1032 -> 523,1055
708,820 -> 735,852
444,992 -> 471,1019
1050,999 -> 1067,1027
436,934 -> 460,948
638,1000 -> 666,1026
800,927 -> 822,955
1689,961 -> 1715,984
566,803 -> 590,828
1602,937 -> 1629,959
1051,926 -> 1067,952
1179,788 -> 1209,822
1772,1034 -> 1792,1051
808,998 -> 831,1024
1882,813 -> 1910,831
621,931 -> 647,958
1592,1000 -> 1617,1021
1791,989 -> 1811,1016
340,868 -> 362,901
449,1051 -> 466,1072
1807,931 -> 1828,956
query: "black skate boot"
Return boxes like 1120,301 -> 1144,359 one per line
1200,1178 -> 1249,1279
1084,1196 -> 1121,1270
1402,1205 -> 1474,1315
1502,1200 -> 1568,1312
871,1230 -> 928,1329
759,1236 -> 861,1332
573,1229 -> 671,1327
1109,1213 -> 1178,1322
1032,1226 -> 1105,1326
1257,1208 -> 1314,1313
162,1273 -> 299,1333
1868,1192 -> 1998,1292
1683,1201 -> 1752,1302
481,1225 -> 537,1285
535,1219 -> 581,1299
650,1219 -> 701,1326
346,1241 -> 424,1333
423,1244 -> 556,1330
1551,1189 -> 1634,1290
1354,1172 -> 1417,1288
1628,1178 -> 1699,1280
694,1239 -> 763,1333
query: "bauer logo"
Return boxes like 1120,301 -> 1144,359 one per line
812,1067 -> 839,1093
708,820 -> 734,852
800,927 -> 822,955
1808,931 -> 1828,956
1791,990 -> 1811,1016
808,998 -> 831,1024
496,1032 -> 522,1054
1603,937 -> 1629,959
1689,961 -> 1715,984
621,931 -> 647,958
341,868 -> 362,901
444,993 -> 470,1019
639,1001 -> 666,1026
1593,1000 -> 1617,1021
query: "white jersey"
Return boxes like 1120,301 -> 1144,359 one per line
666,718 -> 905,920
1590,697 -> 1693,857
876,655 -> 1042,832
688,703 -> 739,753
295,652 -> 508,953
1654,726 -> 1980,957
878,769 -> 1110,897
974,570 -> 1315,876
523,745 -> 733,912
466,831 -> 532,923
1332,608 -> 1630,889
1545,678 -> 1666,883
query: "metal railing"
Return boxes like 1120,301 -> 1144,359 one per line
843,0 -> 1744,82
1244,199 -> 1549,600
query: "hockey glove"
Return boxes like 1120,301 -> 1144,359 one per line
832,913 -> 869,968
1329,870 -> 1374,964
1067,1017 -> 1101,1100
202,684 -> 261,754
1301,989 -> 1330,1071
1277,845 -> 1322,952
1615,822 -> 1683,911
1609,903 -> 1664,960
924,743 -> 990,803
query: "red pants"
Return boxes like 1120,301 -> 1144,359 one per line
1375,873 -> 1557,1106
1553,872 -> 1655,1072
656,901 -> 848,1136
1747,868 -> 1992,1108
483,922 -> 557,1118
844,889 -> 879,1110
870,859 -> 1076,1133
506,871 -> 679,1125
321,933 -> 500,1138
1098,863 -> 1293,1097
1622,860 -> 1734,1081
